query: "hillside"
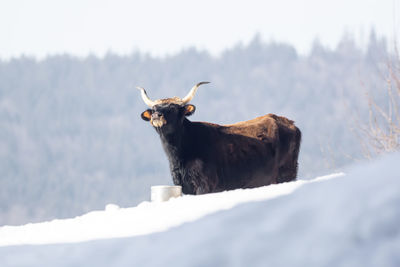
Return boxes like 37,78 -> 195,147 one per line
0,33 -> 390,225
0,153 -> 399,267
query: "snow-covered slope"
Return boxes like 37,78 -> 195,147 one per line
1,153 -> 399,267
0,173 -> 342,246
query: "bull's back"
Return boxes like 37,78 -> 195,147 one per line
221,113 -> 301,184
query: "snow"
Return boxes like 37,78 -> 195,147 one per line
1,153 -> 400,267
0,173 -> 342,246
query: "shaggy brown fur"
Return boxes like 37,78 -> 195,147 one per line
141,101 -> 301,194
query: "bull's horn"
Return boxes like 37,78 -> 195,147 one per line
136,86 -> 157,107
181,82 -> 210,104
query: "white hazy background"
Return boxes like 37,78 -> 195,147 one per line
0,0 -> 398,59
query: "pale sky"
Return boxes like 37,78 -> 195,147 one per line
0,0 -> 398,59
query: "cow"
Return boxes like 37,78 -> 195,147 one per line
138,82 -> 301,195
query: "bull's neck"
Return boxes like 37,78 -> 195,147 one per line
158,119 -> 191,167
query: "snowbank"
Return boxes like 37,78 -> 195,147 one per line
0,173 -> 341,246
1,153 -> 399,267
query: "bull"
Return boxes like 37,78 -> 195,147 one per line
138,82 -> 301,194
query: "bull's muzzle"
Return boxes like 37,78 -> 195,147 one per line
151,113 -> 167,128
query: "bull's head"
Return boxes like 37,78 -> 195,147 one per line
138,82 -> 210,132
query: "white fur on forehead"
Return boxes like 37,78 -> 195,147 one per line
154,97 -> 185,106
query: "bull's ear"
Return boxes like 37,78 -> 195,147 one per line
184,104 -> 196,116
141,109 -> 152,121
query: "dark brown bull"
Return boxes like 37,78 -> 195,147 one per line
138,82 -> 301,194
